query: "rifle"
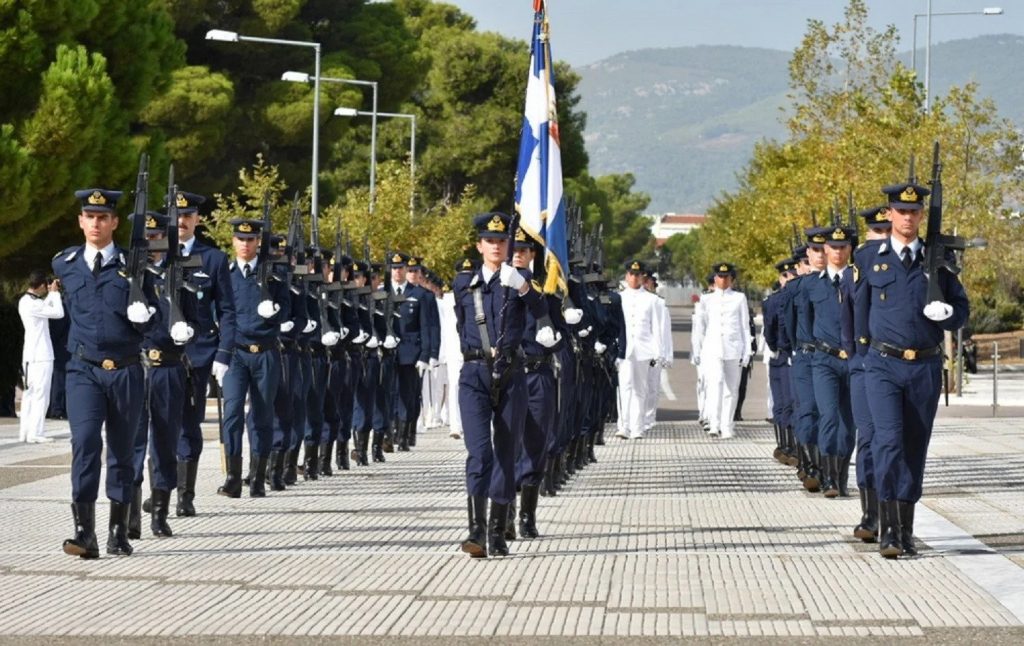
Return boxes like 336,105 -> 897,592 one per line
924,142 -> 966,304
255,192 -> 275,303
149,164 -> 202,335
125,153 -> 151,309
491,211 -> 521,407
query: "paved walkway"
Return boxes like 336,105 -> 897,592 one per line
1,307 -> 1022,642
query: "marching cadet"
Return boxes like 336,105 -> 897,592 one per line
324,251 -> 357,473
406,256 -> 441,446
218,218 -> 289,499
175,190 -> 235,517
369,262 -> 398,459
858,176 -> 968,558
508,229 -> 563,540
388,253 -> 430,451
692,273 -> 715,433
130,212 -> 196,538
267,235 -> 304,489
615,260 -> 666,440
847,205 -> 891,542
56,188 -> 159,559
641,271 -> 672,435
802,223 -> 856,498
786,228 -> 828,489
454,212 -> 553,558
690,263 -> 751,439
300,251 -> 332,479
349,260 -> 376,466
18,270 -> 64,444
763,259 -> 797,465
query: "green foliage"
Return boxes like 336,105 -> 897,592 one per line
661,229 -> 705,283
565,172 -> 651,270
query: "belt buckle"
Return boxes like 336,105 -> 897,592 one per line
101,359 -> 116,370
902,348 -> 917,361
249,344 -> 260,353
838,350 -> 848,360
148,348 -> 163,364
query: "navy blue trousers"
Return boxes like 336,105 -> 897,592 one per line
812,352 -> 854,457
66,358 -> 144,504
768,362 -> 793,430
849,355 -> 876,489
222,349 -> 280,457
395,362 -> 419,424
516,365 -> 556,487
271,349 -> 300,452
353,352 -> 377,433
553,347 -> 577,456
133,363 -> 186,490
459,361 -> 526,504
790,349 -> 818,445
178,361 -> 211,462
304,353 -> 328,444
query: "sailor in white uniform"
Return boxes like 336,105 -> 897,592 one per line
614,260 -> 666,440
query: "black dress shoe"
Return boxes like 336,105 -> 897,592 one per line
128,485 -> 143,540
106,501 -> 134,556
63,502 -> 100,559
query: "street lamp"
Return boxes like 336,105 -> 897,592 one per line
910,6 -> 1002,112
334,107 -> 417,218
206,29 -> 323,224
956,236 -> 988,397
282,71 -> 379,214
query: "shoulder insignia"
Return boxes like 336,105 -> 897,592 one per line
118,252 -> 126,266
853,265 -> 860,283
62,250 -> 78,262
878,243 -> 888,255
531,279 -> 542,293
193,271 -> 210,279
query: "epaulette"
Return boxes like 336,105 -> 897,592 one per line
56,247 -> 78,262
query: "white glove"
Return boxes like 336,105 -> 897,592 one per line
594,340 -> 607,355
770,350 -> 779,360
498,263 -> 526,290
257,300 -> 279,318
383,334 -> 399,350
429,357 -> 440,369
170,321 -> 194,345
366,336 -> 380,349
741,355 -> 752,368
536,325 -> 559,348
279,321 -> 295,333
303,320 -> 317,333
923,300 -> 953,321
564,308 -> 583,325
691,355 -> 701,367
339,326 -> 349,340
127,302 -> 154,324
321,331 -> 340,347
614,358 -> 624,369
416,360 -> 430,375
352,330 -> 369,345
578,325 -> 592,338
211,360 -> 230,387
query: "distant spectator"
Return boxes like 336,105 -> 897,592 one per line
18,270 -> 64,442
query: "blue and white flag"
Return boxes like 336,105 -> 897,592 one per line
515,0 -> 568,294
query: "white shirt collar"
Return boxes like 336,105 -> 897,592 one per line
84,242 -> 116,267
235,257 -> 257,274
827,266 -> 846,280
181,236 -> 196,256
481,266 -> 497,284
889,236 -> 922,258
393,280 -> 408,293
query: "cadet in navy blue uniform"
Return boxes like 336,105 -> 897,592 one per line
323,252 -> 357,473
406,256 -> 441,447
454,212 -> 550,558
175,190 -> 236,517
508,228 -> 562,540
218,219 -> 288,499
348,261 -> 376,466
300,251 -> 330,479
56,188 -> 159,559
129,212 -> 197,538
763,258 -> 797,466
846,205 -> 891,543
385,253 -> 426,451
802,224 -> 856,498
271,239 -> 306,486
785,227 -> 828,491
858,179 -> 968,558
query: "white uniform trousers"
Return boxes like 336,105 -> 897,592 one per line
445,356 -> 464,438
19,360 -> 53,442
617,358 -> 649,438
703,358 -> 742,438
696,363 -> 707,422
643,363 -> 660,431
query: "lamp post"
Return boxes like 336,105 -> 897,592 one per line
956,236 -> 988,397
282,71 -> 379,214
206,29 -> 323,223
909,7 -> 1002,112
334,107 -> 416,218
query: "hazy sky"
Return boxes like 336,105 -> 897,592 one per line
447,0 -> 1023,66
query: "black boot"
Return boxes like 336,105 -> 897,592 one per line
837,456 -> 851,497
564,440 -> 577,477
784,427 -> 800,467
372,431 -> 386,463
408,420 -> 417,447
63,502 -> 99,559
796,443 -> 808,482
504,496 -> 517,541
575,437 -> 588,471
352,432 -> 369,466
217,454 -> 243,498
587,434 -> 598,464
541,459 -> 557,497
854,488 -> 879,543
337,439 -> 351,470
249,454 -> 269,497
269,451 -> 287,491
488,500 -> 510,557
142,459 -> 155,513
128,485 -> 143,540
398,420 -> 410,452
772,423 -> 785,463
319,441 -> 334,476
242,451 -> 255,486
382,427 -> 395,453
518,485 -> 540,539
555,453 -> 567,487
878,500 -> 903,559
595,427 -> 605,446
302,443 -> 319,481
822,455 -> 839,498
283,450 -> 299,485
106,500 -> 134,556
461,495 -> 488,558
802,445 -> 821,492
176,460 -> 198,517
150,488 -> 173,537
898,501 -> 917,557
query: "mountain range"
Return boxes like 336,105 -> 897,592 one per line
575,34 -> 1024,214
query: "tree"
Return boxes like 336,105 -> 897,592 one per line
565,172 -> 652,270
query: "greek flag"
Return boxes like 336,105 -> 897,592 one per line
514,0 -> 568,294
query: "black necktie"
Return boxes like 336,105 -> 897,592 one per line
180,244 -> 186,257
92,253 -> 102,278
397,285 -> 403,296
901,247 -> 913,270
243,264 -> 251,278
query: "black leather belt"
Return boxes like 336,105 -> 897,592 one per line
143,347 -> 184,366
815,341 -> 849,360
524,354 -> 552,370
463,349 -> 490,362
800,342 -> 817,353
870,340 -> 943,361
76,349 -> 140,371
279,338 -> 298,352
237,342 -> 274,354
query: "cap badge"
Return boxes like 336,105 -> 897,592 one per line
392,254 -> 403,263
145,216 -> 157,228
176,193 -> 188,208
487,215 -> 506,233
88,191 -> 106,206
237,222 -> 253,233
631,261 -> 640,271
832,228 -> 846,240
900,186 -> 918,202
718,264 -> 728,272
